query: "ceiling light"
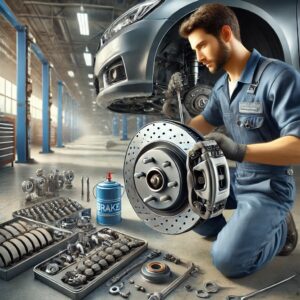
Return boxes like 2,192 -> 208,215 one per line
88,74 -> 93,79
83,47 -> 92,66
67,70 -> 75,78
92,101 -> 96,104
89,82 -> 93,86
74,82 -> 79,87
77,6 -> 89,36
79,91 -> 82,95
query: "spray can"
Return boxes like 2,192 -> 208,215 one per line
96,172 -> 123,225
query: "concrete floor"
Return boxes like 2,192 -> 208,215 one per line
0,134 -> 299,300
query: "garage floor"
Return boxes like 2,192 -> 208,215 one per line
0,134 -> 299,300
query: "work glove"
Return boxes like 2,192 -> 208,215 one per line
162,72 -> 192,124
204,132 -> 247,162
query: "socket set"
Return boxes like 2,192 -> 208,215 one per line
34,228 -> 147,300
0,217 -> 78,280
12,197 -> 84,225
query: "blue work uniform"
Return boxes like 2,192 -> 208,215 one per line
195,49 -> 300,277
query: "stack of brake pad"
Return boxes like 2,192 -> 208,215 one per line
0,220 -> 54,268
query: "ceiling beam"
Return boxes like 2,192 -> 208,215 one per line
17,13 -> 64,19
23,1 -> 123,11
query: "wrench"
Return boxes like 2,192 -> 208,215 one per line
106,249 -> 161,286
148,263 -> 199,300
109,282 -> 130,298
226,274 -> 296,300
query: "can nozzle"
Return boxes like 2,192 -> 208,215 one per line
106,172 -> 112,181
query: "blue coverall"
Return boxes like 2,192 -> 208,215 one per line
194,49 -> 299,277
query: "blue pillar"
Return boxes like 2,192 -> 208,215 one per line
57,81 -> 64,147
112,113 -> 119,136
16,27 -> 28,163
142,115 -> 147,127
136,115 -> 143,131
121,114 -> 128,140
41,62 -> 50,153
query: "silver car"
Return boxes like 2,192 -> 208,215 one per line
94,0 -> 299,116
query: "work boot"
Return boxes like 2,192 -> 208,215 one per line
278,212 -> 298,256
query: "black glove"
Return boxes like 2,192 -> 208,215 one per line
205,132 -> 247,162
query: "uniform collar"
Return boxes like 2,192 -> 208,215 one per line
215,48 -> 262,90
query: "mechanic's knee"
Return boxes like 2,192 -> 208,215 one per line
193,215 -> 226,237
211,242 -> 250,278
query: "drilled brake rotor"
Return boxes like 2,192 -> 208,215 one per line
124,120 -> 203,234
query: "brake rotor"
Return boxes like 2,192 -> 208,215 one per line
184,84 -> 212,116
124,120 -> 203,234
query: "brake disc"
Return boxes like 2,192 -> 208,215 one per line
184,84 -> 212,116
124,120 -> 203,234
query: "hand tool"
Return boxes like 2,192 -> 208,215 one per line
226,274 -> 296,300
86,177 -> 90,202
148,263 -> 199,300
106,249 -> 161,286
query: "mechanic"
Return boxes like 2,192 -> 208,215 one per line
163,3 -> 299,278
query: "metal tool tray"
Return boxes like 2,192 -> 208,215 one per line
0,217 -> 78,280
12,196 -> 85,226
34,228 -> 147,300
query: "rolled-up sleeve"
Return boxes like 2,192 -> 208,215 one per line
201,89 -> 224,127
268,67 -> 300,137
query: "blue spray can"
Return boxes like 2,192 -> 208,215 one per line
96,172 -> 122,225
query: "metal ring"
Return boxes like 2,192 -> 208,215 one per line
146,261 -> 166,273
109,285 -> 120,295
196,289 -> 210,298
204,281 -> 219,293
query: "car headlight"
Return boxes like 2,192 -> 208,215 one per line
100,0 -> 163,46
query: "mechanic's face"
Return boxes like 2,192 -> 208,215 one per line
188,28 -> 230,73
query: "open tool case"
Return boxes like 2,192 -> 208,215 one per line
0,217 -> 78,280
12,197 -> 85,227
34,227 -> 148,300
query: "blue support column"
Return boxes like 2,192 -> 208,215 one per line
121,114 -> 128,140
136,115 -> 143,131
41,62 -> 50,153
16,27 -> 28,163
142,115 -> 147,127
57,81 -> 64,147
112,113 -> 119,136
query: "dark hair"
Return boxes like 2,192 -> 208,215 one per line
179,3 -> 241,41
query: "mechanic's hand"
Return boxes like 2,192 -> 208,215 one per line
205,132 -> 247,162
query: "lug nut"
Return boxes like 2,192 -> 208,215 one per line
143,157 -> 154,164
134,172 -> 146,179
160,195 -> 171,202
167,181 -> 178,188
162,161 -> 171,168
143,195 -> 157,203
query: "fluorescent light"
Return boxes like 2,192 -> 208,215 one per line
77,7 -> 89,36
89,82 -> 93,86
92,101 -> 96,104
88,74 -> 93,79
83,47 -> 92,66
68,70 -> 75,78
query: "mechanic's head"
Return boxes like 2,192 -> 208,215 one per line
179,3 -> 241,73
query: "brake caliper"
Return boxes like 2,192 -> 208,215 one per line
187,140 -> 230,219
